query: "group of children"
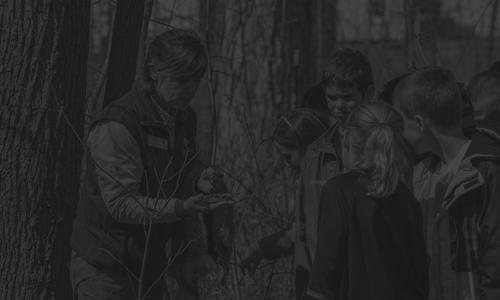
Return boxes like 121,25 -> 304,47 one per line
241,49 -> 500,300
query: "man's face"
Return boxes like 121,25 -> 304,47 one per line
155,75 -> 201,111
325,85 -> 370,124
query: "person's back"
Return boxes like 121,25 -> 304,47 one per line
306,101 -> 428,300
394,66 -> 500,300
318,172 -> 427,300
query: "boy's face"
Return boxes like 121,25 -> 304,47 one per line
325,85 -> 372,124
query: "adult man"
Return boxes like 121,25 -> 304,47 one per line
70,29 -> 229,299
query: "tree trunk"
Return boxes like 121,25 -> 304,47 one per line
136,0 -> 155,80
103,0 -> 146,107
488,0 -> 499,64
0,0 -> 89,299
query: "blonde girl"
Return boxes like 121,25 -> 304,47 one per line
305,101 -> 429,300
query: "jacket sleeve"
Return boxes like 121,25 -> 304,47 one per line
305,179 -> 348,300
257,223 -> 296,260
89,120 -> 186,224
478,163 -> 500,299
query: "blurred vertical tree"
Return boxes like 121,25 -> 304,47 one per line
0,0 -> 89,299
103,0 -> 146,107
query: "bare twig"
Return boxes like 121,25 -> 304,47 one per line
145,18 -> 176,29
167,0 -> 178,25
229,136 -> 272,194
454,0 -> 496,73
263,261 -> 276,300
205,0 -> 218,166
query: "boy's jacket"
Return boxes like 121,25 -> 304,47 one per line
413,128 -> 500,300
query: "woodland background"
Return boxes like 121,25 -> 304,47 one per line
1,0 -> 499,299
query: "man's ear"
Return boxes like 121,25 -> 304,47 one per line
414,115 -> 427,132
364,85 -> 375,101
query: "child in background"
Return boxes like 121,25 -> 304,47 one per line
305,101 -> 429,300
241,49 -> 375,300
464,70 -> 500,124
375,71 -> 413,105
393,66 -> 500,300
465,70 -> 500,136
240,108 -> 329,280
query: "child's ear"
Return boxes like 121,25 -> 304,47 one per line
414,115 -> 427,132
365,85 -> 376,101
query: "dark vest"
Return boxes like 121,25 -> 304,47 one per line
71,80 -> 198,281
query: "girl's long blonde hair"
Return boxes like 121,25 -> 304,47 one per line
343,101 -> 410,198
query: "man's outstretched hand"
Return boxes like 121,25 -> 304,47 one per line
183,193 -> 231,214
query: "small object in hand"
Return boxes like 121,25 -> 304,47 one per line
202,193 -> 232,204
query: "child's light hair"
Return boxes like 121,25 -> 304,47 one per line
343,101 -> 410,198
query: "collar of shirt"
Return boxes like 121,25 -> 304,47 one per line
151,96 -> 176,129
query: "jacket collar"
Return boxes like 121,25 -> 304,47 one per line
309,119 -> 340,151
442,155 -> 485,209
464,127 -> 500,158
419,127 -> 500,209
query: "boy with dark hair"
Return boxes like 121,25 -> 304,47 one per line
393,66 -> 500,300
322,48 -> 375,124
241,48 -> 374,299
464,70 -> 500,123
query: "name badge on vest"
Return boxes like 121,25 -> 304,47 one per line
148,135 -> 169,151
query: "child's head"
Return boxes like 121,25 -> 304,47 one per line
322,48 -> 375,124
375,71 -> 412,105
342,101 -> 410,198
392,66 -> 462,154
273,109 -> 330,171
299,82 -> 333,124
464,70 -> 500,123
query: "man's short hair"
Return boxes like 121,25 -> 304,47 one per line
322,48 -> 374,95
393,66 -> 462,129
464,70 -> 500,121
143,29 -> 208,93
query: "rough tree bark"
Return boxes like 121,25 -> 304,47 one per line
0,0 -> 89,299
103,0 -> 146,107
